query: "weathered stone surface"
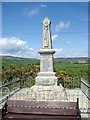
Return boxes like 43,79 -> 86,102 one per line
35,76 -> 57,86
42,17 -> 52,49
35,17 -> 58,86
30,85 -> 66,101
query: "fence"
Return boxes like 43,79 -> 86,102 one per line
58,76 -> 81,89
0,76 -> 87,102
0,76 -> 90,115
0,76 -> 34,118
81,79 -> 90,99
0,76 -> 35,104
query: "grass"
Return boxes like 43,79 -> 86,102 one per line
2,58 -> 39,69
0,58 -> 89,83
54,62 -> 88,78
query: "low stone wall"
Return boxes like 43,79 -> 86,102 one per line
81,79 -> 90,99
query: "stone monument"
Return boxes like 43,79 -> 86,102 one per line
30,17 -> 64,101
35,17 -> 58,86
9,17 -> 65,101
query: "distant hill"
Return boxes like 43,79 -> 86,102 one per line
54,57 -> 88,62
0,56 -> 40,65
1,55 -> 39,61
0,55 -> 88,63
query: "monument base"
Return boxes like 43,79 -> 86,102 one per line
35,72 -> 58,86
30,85 -> 67,101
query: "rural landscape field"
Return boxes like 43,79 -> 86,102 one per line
1,56 -> 89,88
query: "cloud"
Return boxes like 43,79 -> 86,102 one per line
52,34 -> 58,41
54,48 -> 64,53
40,4 -> 47,8
55,21 -> 70,32
23,4 -> 47,17
0,37 -> 38,58
54,48 -> 64,58
0,37 -> 87,58
66,41 -> 71,44
60,38 -> 72,44
23,7 -> 39,17
54,48 -> 88,58
29,9 -> 39,16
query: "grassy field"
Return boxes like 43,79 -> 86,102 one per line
54,62 -> 88,78
2,58 -> 39,68
0,57 -> 89,84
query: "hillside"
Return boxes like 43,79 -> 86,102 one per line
1,55 -> 38,61
0,55 -> 88,62
55,57 -> 88,62
1,56 -> 40,66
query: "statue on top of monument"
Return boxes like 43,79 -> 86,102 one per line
42,17 -> 52,49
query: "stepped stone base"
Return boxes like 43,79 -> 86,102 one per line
30,85 -> 67,101
9,85 -> 68,101
35,72 -> 58,86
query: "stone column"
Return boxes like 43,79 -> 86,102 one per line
35,17 -> 57,86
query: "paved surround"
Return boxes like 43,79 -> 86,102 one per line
9,87 -> 90,119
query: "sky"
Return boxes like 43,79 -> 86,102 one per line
1,2 -> 88,58
2,0 -> 90,2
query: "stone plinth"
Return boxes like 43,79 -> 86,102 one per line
35,49 -> 57,86
35,73 -> 57,86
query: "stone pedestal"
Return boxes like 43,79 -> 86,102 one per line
35,49 -> 58,86
35,72 -> 57,86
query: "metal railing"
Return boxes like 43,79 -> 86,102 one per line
81,79 -> 90,99
0,76 -> 35,104
0,79 -> 20,104
58,76 -> 81,89
0,76 -> 90,116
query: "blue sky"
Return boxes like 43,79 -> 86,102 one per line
1,2 -> 88,58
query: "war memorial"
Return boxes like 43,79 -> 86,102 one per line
1,17 -> 90,120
